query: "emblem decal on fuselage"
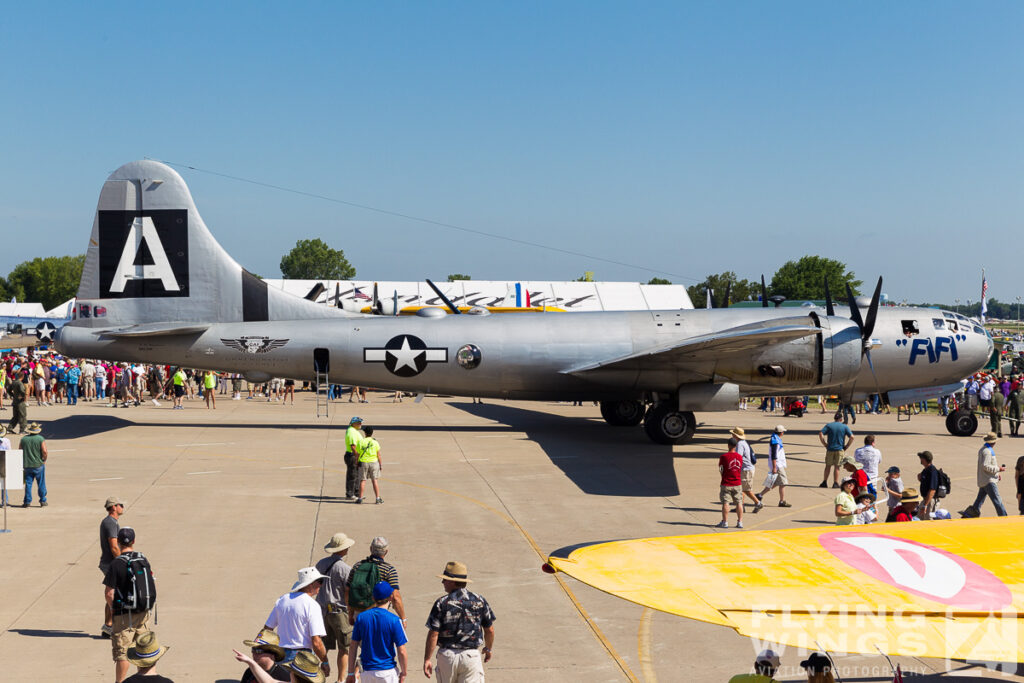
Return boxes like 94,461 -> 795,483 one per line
364,334 -> 447,377
34,321 -> 57,342
98,210 -> 189,298
220,337 -> 290,354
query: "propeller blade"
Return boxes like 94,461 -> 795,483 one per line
372,282 -> 381,315
761,275 -> 769,308
393,290 -> 399,316
823,278 -> 835,317
426,279 -> 461,314
845,282 -> 865,331
720,282 -> 731,309
861,277 -> 883,341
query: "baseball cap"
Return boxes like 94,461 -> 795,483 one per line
117,527 -> 136,545
885,466 -> 900,474
372,581 -> 394,601
755,649 -> 781,668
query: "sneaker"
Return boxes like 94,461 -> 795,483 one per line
832,482 -> 840,489
356,498 -> 363,505
40,501 -> 48,507
754,493 -> 763,502
101,624 -> 113,638
752,503 -> 763,513
715,520 -> 728,528
375,498 -> 383,504
779,501 -> 792,508
819,480 -> 828,488
345,494 -> 356,501
736,521 -> 744,529
151,399 -> 160,406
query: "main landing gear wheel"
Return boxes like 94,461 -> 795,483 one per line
643,403 -> 696,444
599,400 -> 646,426
945,409 -> 978,437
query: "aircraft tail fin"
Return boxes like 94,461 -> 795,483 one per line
73,160 -> 354,328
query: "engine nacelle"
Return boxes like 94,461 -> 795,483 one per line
712,314 -> 862,390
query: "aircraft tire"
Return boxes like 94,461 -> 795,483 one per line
945,409 -> 978,437
643,404 -> 695,444
599,400 -> 646,426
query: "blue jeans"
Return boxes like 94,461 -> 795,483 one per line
67,383 -> 78,405
972,482 -> 1007,516
23,466 -> 46,504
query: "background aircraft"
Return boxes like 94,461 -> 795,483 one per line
56,160 -> 992,443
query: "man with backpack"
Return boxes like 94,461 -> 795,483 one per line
346,537 -> 407,629
104,527 -> 157,682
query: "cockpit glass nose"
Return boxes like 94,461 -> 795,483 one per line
973,325 -> 985,335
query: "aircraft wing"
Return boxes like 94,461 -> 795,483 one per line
564,319 -> 821,374
546,518 -> 1024,662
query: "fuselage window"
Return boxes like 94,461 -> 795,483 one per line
947,320 -> 959,332
902,320 -> 920,337
932,319 -> 946,330
974,325 -> 985,335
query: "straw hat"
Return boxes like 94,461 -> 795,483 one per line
729,427 -> 746,439
126,631 -> 170,667
242,627 -> 285,661
984,432 -> 998,444
23,422 -> 42,435
323,532 -> 355,554
437,560 -> 473,584
774,425 -> 787,434
288,650 -> 326,683
900,488 -> 923,504
290,567 -> 328,592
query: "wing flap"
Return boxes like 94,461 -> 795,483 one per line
564,318 -> 821,374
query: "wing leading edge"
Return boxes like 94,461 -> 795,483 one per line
546,518 -> 1024,662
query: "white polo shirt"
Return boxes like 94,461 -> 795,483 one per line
265,591 -> 326,649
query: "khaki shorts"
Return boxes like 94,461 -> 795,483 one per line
774,467 -> 789,485
324,609 -> 353,651
360,461 -> 381,480
740,469 -> 754,492
826,450 -> 844,467
111,610 -> 151,661
719,485 -> 741,505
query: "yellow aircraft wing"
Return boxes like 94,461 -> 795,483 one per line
546,518 -> 1024,662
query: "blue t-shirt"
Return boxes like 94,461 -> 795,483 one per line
353,607 -> 407,671
821,421 -> 853,451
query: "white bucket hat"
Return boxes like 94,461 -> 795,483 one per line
291,567 -> 328,592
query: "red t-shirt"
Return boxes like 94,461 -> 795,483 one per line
719,451 -> 743,487
852,469 -> 868,488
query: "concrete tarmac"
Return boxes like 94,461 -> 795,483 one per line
0,394 -> 1021,682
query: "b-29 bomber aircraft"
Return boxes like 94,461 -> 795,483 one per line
56,161 -> 991,443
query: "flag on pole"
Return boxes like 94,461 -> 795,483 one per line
894,663 -> 903,683
981,269 -> 988,323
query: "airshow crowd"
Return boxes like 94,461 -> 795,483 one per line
4,347 -> 1024,681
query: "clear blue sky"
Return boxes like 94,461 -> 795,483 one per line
1,2 -> 1021,304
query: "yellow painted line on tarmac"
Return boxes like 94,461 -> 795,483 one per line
386,475 -> 640,683
638,607 -> 657,683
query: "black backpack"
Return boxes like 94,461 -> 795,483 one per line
113,551 -> 156,612
348,560 -> 381,610
936,468 -> 951,498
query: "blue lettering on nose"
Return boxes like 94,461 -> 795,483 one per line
934,336 -> 958,362
909,338 -> 931,365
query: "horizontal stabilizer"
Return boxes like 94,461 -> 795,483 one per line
564,318 -> 820,374
99,323 -> 210,338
